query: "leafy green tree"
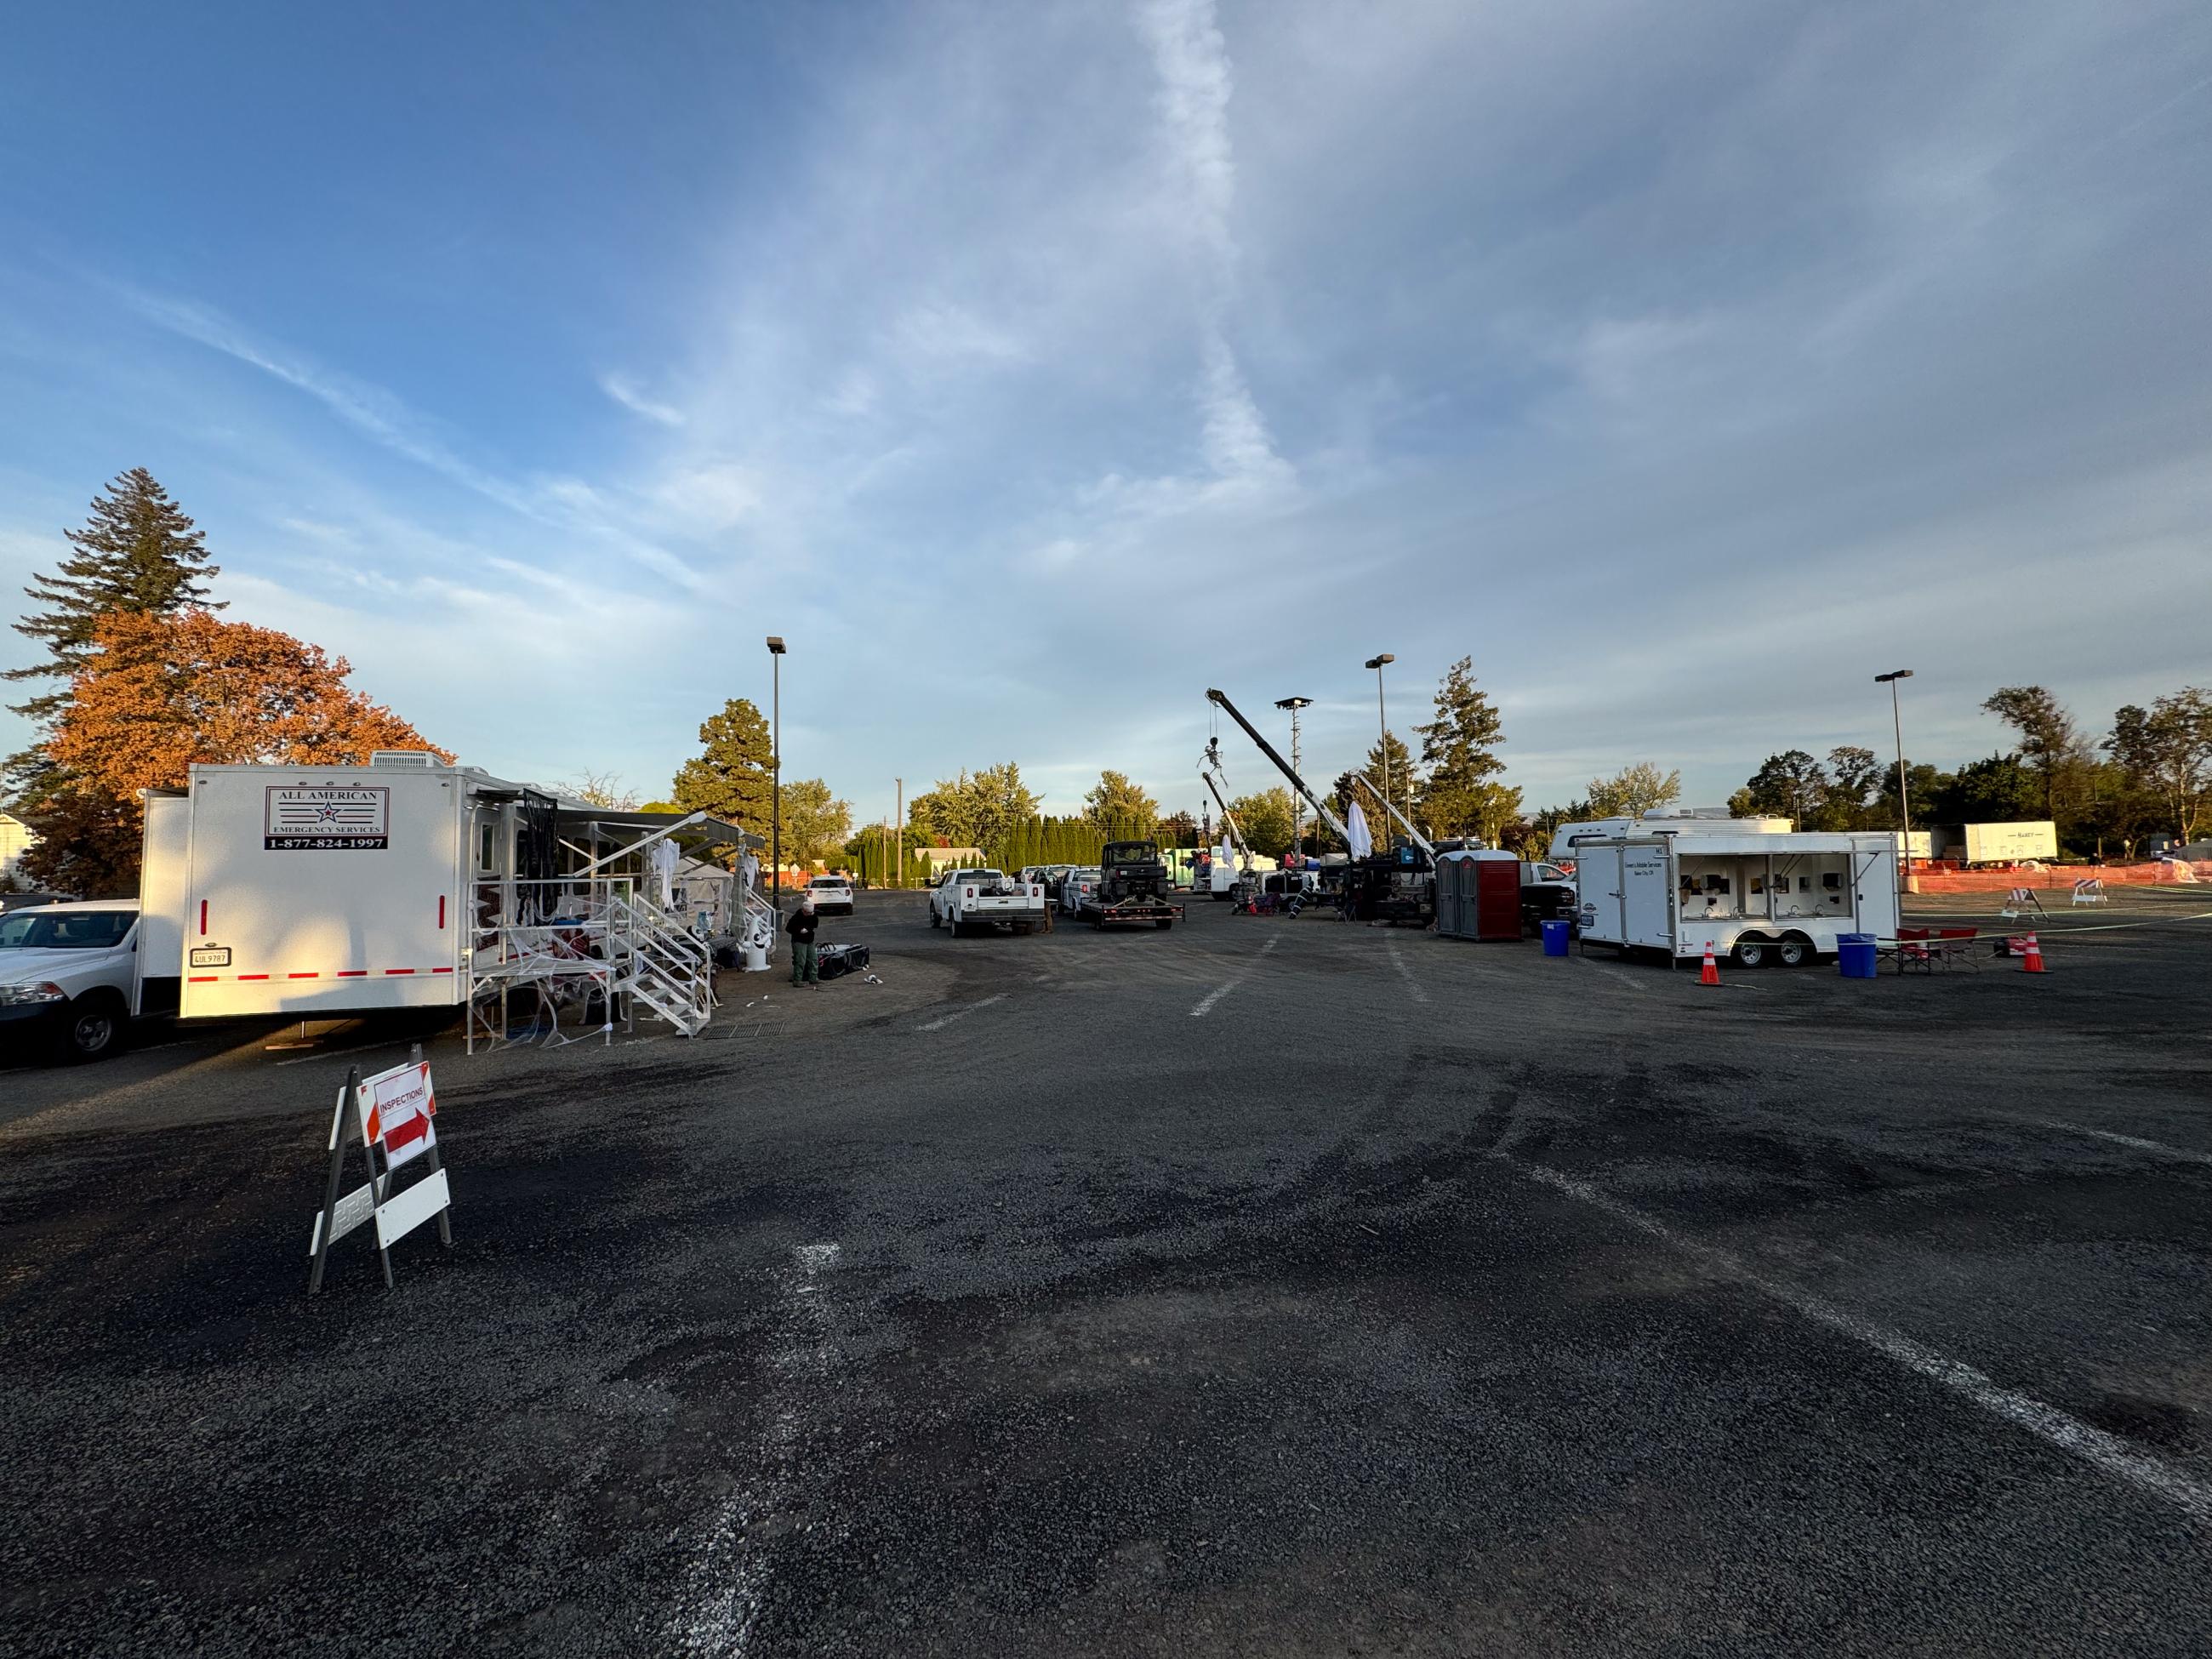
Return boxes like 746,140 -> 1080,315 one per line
1227,788 -> 1297,858
1413,656 -> 1505,837
1824,747 -> 1881,828
2107,689 -> 2212,843
1735,750 -> 1830,824
670,698 -> 774,840
1928,754 -> 2042,825
1584,763 -> 1681,820
1465,781 -> 1524,847
1160,810 -> 1199,847
908,762 -> 1041,853
1982,685 -> 2084,821
1083,770 -> 1160,834
1360,731 -> 1419,831
777,778 -> 852,868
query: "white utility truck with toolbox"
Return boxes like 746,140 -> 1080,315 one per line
1554,811 -> 1899,967
928,868 -> 1048,935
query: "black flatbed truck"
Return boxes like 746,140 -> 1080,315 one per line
1080,840 -> 1185,930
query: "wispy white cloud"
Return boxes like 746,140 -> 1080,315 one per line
111,281 -> 711,591
891,302 -> 1025,367
599,371 -> 687,427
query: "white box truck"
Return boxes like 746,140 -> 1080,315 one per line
1958,820 -> 2059,866
1552,812 -> 1898,968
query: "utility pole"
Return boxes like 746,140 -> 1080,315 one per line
1876,669 -> 1914,900
767,636 -> 785,910
1276,696 -> 1312,859
1365,654 -> 1395,841
895,777 -> 904,890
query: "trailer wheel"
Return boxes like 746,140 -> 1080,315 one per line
1731,937 -> 1770,968
1776,934 -> 1813,967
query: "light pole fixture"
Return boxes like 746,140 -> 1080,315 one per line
1875,669 -> 1913,896
1275,696 -> 1312,858
767,636 -> 785,909
1364,654 -> 1395,842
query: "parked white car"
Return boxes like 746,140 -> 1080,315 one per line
1058,867 -> 1101,915
929,869 -> 1047,936
0,898 -> 141,1062
804,873 -> 854,915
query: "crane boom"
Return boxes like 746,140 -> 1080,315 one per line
1349,770 -> 1434,858
1206,689 -> 1354,847
1197,766 -> 1251,865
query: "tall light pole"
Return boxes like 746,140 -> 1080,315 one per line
1275,696 -> 1311,858
1364,654 -> 1395,841
767,636 -> 785,909
1876,669 -> 1913,898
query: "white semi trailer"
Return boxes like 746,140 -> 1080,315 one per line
1553,812 -> 1899,968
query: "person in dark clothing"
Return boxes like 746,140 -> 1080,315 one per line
786,895 -> 821,987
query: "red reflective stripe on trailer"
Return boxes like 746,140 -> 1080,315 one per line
385,968 -> 416,975
237,973 -> 270,981
437,895 -> 447,929
336,970 -> 368,978
198,900 -> 208,936
430,966 -> 453,974
187,976 -> 218,983
288,972 -> 318,979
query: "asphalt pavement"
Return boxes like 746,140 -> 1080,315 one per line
3,887 -> 2210,1656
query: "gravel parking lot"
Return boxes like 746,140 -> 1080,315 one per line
3,888 -> 2209,1656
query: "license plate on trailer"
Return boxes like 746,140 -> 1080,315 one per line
190,946 -> 231,968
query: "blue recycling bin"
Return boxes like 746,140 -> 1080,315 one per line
1838,932 -> 1877,979
1542,919 -> 1571,957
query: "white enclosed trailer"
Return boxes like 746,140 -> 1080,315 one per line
1552,812 -> 1898,968
136,753 -> 761,1037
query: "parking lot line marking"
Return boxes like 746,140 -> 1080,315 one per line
2029,1119 -> 2212,1168
916,993 -> 1007,1032
1384,932 -> 1432,1004
1503,1154 -> 2212,1529
1578,959 -> 1650,994
1191,936 -> 1279,1017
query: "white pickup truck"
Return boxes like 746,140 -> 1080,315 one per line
0,898 -> 142,1063
928,868 -> 1048,936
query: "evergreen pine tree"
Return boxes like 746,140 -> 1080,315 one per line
1414,656 -> 1508,838
670,698 -> 777,842
8,469 -> 222,730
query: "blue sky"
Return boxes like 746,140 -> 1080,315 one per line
3,0 -> 2209,826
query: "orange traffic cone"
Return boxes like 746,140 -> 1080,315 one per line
1699,940 -> 1720,985
2021,932 -> 2046,973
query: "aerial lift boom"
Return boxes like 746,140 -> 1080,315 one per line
1198,750 -> 1255,870
1349,770 -> 1435,859
1205,689 -> 1355,847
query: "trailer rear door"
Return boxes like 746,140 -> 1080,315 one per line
1623,843 -> 1673,951
180,768 -> 465,1018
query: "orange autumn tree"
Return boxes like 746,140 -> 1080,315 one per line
30,608 -> 449,891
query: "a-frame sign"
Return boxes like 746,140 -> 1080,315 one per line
307,1043 -> 454,1293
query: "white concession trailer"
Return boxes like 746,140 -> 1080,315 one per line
136,753 -> 760,1035
1552,812 -> 1899,968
